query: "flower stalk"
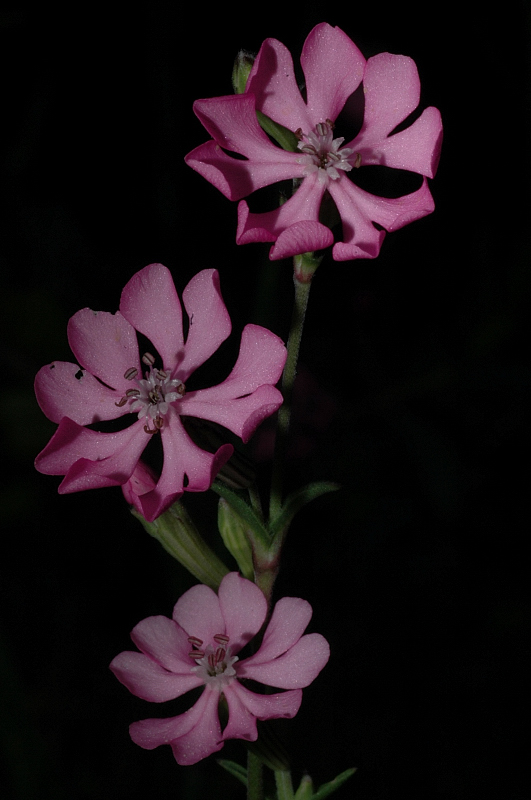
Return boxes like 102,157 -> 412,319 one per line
269,262 -> 318,521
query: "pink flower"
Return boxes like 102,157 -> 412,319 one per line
34,264 -> 287,521
185,23 -> 442,261
110,572 -> 330,765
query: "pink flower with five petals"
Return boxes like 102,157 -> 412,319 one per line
110,572 -> 330,765
34,264 -> 287,521
185,23 -> 442,261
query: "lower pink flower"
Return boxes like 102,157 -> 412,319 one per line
110,572 -> 330,765
34,264 -> 287,521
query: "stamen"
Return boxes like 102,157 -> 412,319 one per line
213,634 -> 229,645
144,420 -> 161,434
124,367 -> 138,381
142,352 -> 156,367
115,396 -> 128,407
188,636 -> 203,647
189,650 -> 205,660
297,120 -> 355,185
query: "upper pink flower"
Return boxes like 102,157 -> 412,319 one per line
34,264 -> 287,521
110,572 -> 330,765
185,23 -> 442,261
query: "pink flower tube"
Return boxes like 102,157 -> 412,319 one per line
186,22 -> 442,261
110,572 -> 330,765
34,264 -> 287,521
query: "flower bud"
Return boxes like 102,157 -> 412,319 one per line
217,498 -> 254,580
232,49 -> 255,94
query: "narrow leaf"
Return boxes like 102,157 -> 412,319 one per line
311,768 -> 357,800
217,759 -> 247,787
270,482 -> 340,540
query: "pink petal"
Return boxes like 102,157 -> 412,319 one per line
131,413 -> 231,522
328,175 -> 435,261
356,106 -> 443,178
130,685 -> 224,765
110,650 -> 202,703
246,37 -> 313,132
238,632 -> 330,689
177,269 -> 231,383
192,94 -> 301,165
67,309 -> 140,391
34,361 -> 125,425
130,615 -> 195,673
236,171 -> 328,247
327,178 -> 386,259
223,682 -> 302,740
241,597 -> 313,664
217,573 -> 267,653
353,53 -> 425,151
343,50 -> 443,181
269,221 -> 334,260
181,385 -> 283,443
300,23 -> 365,126
179,324 -> 285,401
173,583 -> 225,644
35,416 -> 147,490
185,140 -> 300,201
121,460 -> 157,511
119,264 -> 184,370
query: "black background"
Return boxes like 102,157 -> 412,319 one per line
1,4 -> 530,799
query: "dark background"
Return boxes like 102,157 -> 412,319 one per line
1,4 -> 530,798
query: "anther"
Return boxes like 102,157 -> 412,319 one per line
115,396 -> 128,407
188,636 -> 203,647
124,367 -> 138,381
189,650 -> 205,660
353,153 -> 362,168
142,352 -> 156,367
213,634 -> 229,645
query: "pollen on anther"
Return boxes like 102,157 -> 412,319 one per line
124,367 -> 138,381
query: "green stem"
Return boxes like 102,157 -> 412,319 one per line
247,750 -> 264,800
275,769 -> 295,800
269,267 -> 314,522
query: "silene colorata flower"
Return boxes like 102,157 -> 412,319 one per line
34,264 -> 287,521
110,572 -> 330,765
186,22 -> 442,261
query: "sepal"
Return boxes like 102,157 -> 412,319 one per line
132,501 -> 229,589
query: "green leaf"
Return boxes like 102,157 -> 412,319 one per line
217,759 -> 247,787
256,110 -> 299,152
270,482 -> 340,540
310,768 -> 357,800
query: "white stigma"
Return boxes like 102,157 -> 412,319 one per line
297,120 -> 359,186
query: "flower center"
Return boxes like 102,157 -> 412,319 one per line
187,634 -> 238,688
115,352 -> 185,434
296,120 -> 360,186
